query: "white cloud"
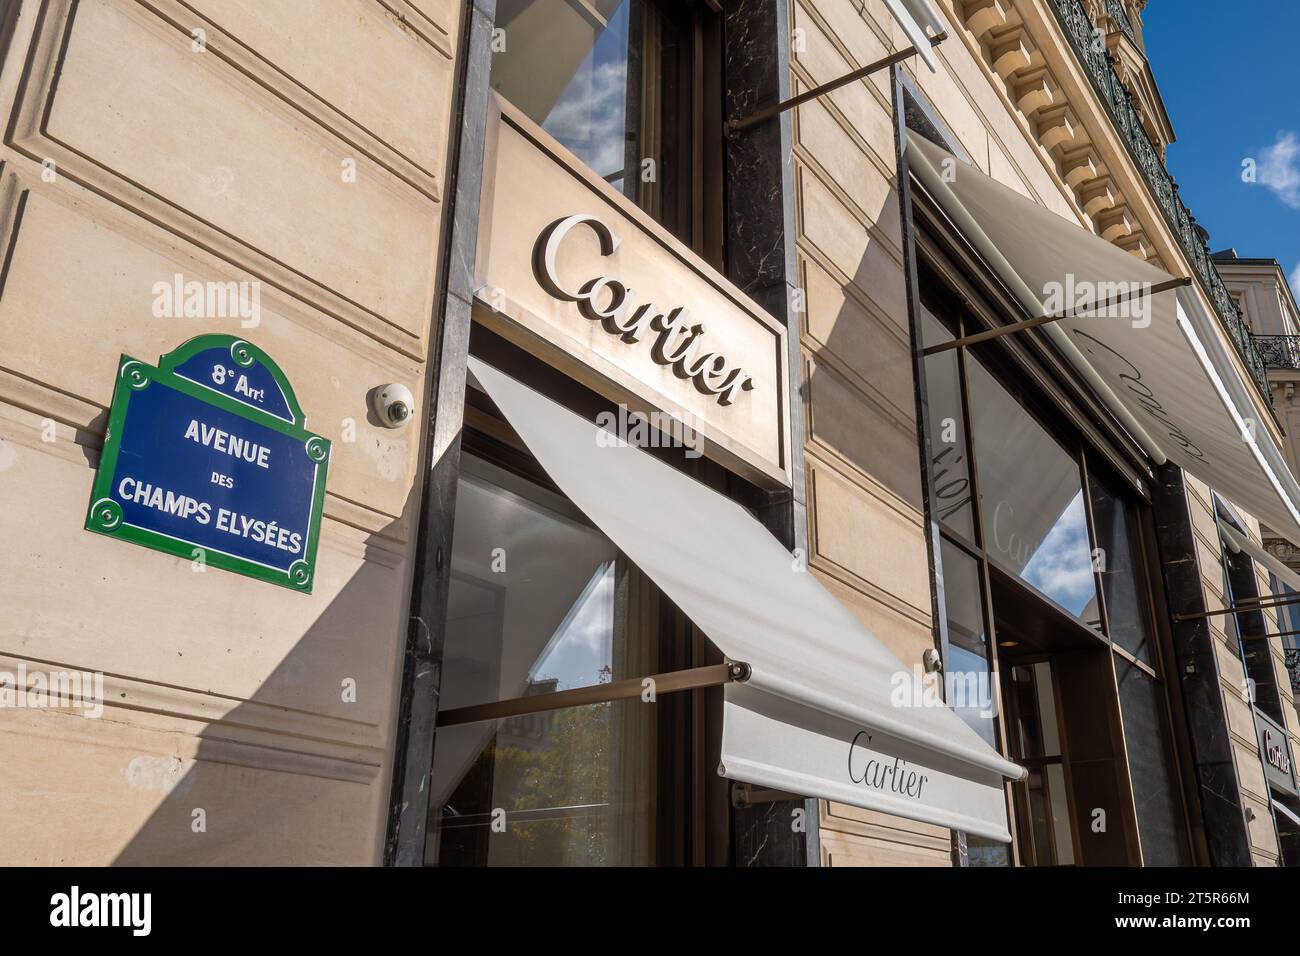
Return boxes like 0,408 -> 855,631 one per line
1289,261 -> 1300,294
1021,492 -> 1097,616
1257,131 -> 1300,209
543,58 -> 629,180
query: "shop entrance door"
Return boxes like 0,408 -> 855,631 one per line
1001,656 -> 1075,866
992,571 -> 1140,866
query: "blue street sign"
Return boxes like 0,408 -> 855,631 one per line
86,335 -> 330,593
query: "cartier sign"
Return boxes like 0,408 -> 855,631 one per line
473,95 -> 790,488
1254,709 -> 1299,797
535,214 -> 755,407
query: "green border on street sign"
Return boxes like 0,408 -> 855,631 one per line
84,334 -> 330,594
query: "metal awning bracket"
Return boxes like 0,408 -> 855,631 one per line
725,33 -> 946,138
922,276 -> 1191,356
731,783 -> 804,807
436,658 -> 751,727
1173,590 -> 1300,624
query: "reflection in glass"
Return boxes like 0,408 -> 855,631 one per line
1269,574 -> 1300,692
940,538 -> 997,748
439,463 -> 626,710
1044,763 -> 1074,866
1221,561 -> 1244,660
939,538 -> 1011,867
1009,664 -> 1053,760
1116,660 -> 1192,865
1008,662 -> 1075,865
966,358 -> 1100,626
922,310 -> 975,539
429,458 -> 663,865
489,1 -> 694,242
1088,471 -> 1154,662
1024,768 -> 1053,865
492,0 -> 632,182
430,700 -> 655,866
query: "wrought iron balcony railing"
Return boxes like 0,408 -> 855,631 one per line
1255,335 -> 1300,372
1287,648 -> 1300,696
1102,0 -> 1138,47
1046,0 -> 1273,406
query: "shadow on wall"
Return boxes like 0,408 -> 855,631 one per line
798,176 -> 924,515
109,95 -> 918,872
107,435 -> 427,866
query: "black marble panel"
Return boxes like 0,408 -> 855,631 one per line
1150,463 -> 1252,866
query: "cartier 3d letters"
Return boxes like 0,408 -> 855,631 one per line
534,214 -> 756,406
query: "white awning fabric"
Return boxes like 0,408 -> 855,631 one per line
468,357 -> 1023,842
1218,519 -> 1300,594
883,0 -> 947,71
906,132 -> 1300,546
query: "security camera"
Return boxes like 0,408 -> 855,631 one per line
372,383 -> 415,428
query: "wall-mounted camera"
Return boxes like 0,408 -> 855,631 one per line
371,383 -> 415,429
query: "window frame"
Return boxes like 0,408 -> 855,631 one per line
487,0 -> 726,268
912,245 -> 1197,867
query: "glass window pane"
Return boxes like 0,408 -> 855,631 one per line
492,0 -> 632,182
1271,574 -> 1300,634
1221,560 -> 1243,660
1009,662 -> 1062,760
939,538 -> 997,748
1269,574 -> 1300,696
429,699 -> 656,865
1023,767 -> 1053,865
1088,471 -> 1154,662
440,460 -> 660,712
966,358 -> 1100,628
923,310 -> 975,539
489,1 -> 695,243
1045,763 -> 1075,866
1115,659 -> 1192,865
939,537 -> 1012,867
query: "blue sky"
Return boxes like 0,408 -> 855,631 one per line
1143,2 -> 1300,288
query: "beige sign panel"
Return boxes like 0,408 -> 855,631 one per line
474,96 -> 791,488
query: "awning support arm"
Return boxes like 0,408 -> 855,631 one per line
922,276 -> 1192,356
1241,627 -> 1300,642
436,660 -> 751,727
1173,591 -> 1300,624
725,33 -> 946,137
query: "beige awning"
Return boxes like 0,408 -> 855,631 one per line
468,356 -> 1023,842
907,131 -> 1300,545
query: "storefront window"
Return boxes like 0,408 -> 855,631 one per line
1269,573 -> 1300,696
915,265 -> 1191,867
939,538 -> 997,748
1223,548 -> 1286,724
922,309 -> 975,540
437,461 -> 634,709
489,0 -> 717,255
939,537 -> 1011,866
427,456 -> 671,865
1088,471 -> 1154,663
965,358 -> 1100,627
1221,560 -> 1243,656
1115,659 -> 1192,865
431,700 -> 657,866
1007,661 -> 1075,866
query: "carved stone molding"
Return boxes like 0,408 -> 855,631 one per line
953,0 -> 1161,266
